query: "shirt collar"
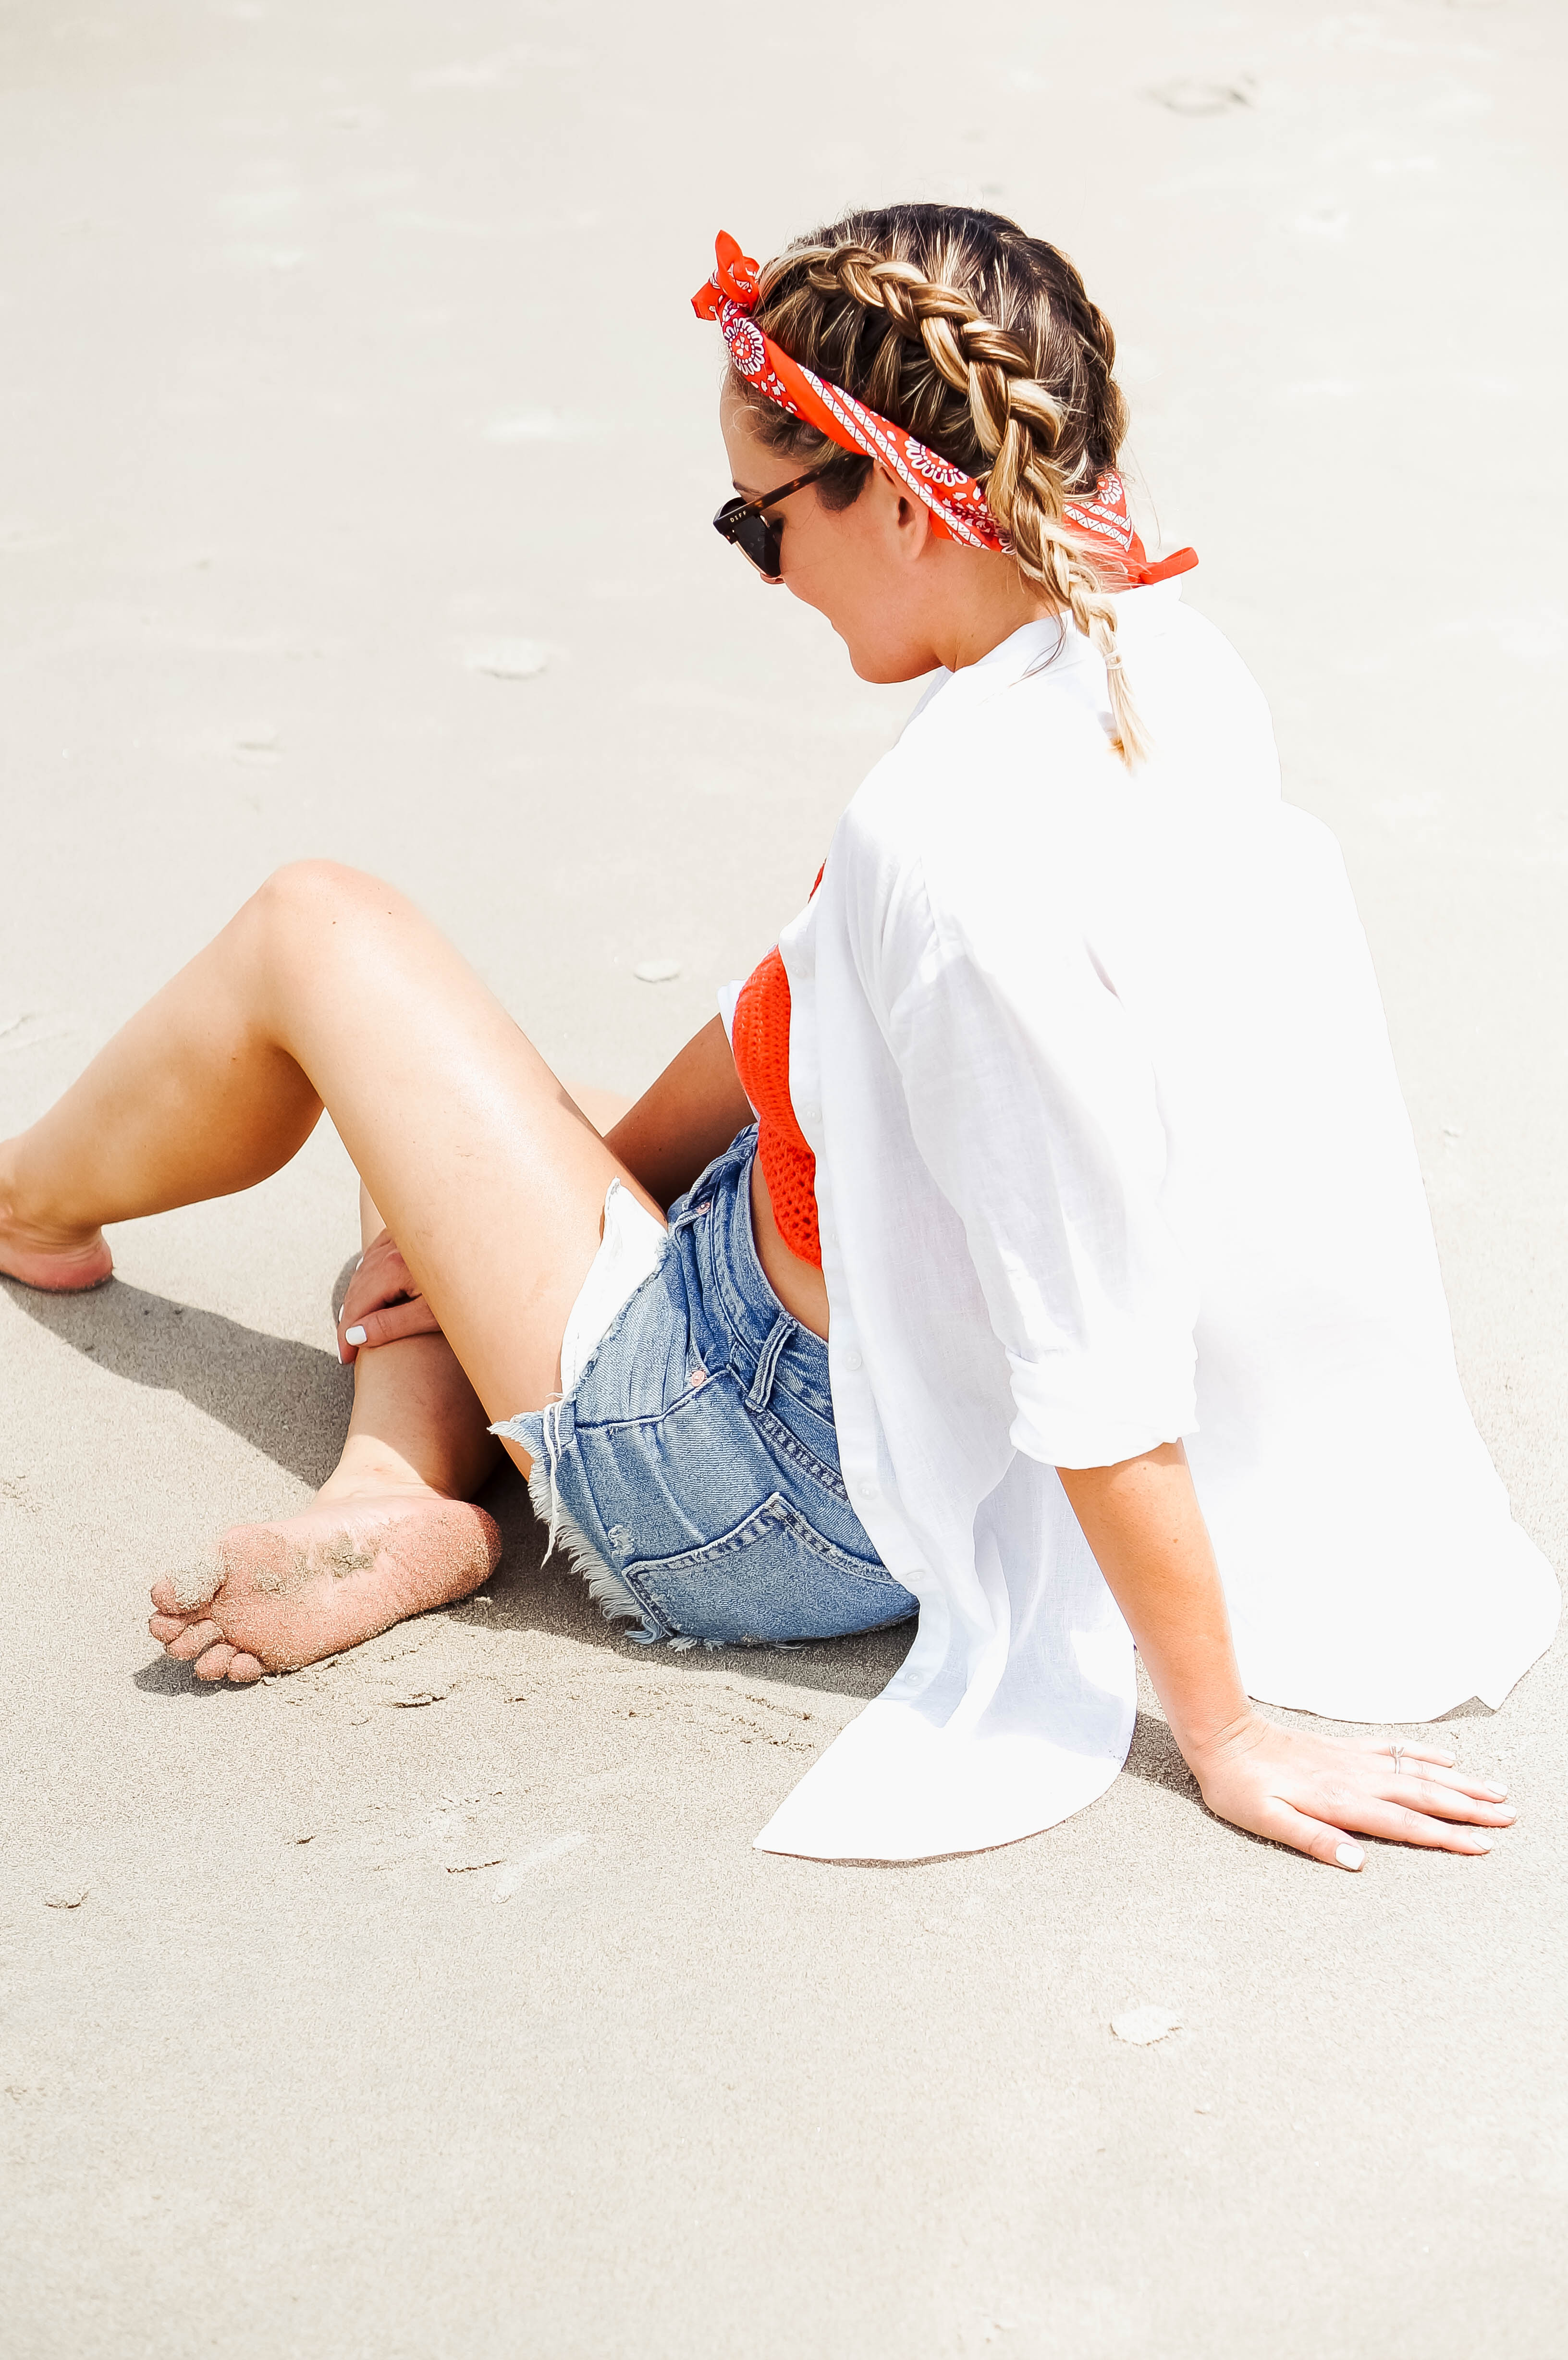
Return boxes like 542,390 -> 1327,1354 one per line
899,580 -> 1186,745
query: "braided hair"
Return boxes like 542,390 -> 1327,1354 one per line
737,204 -> 1149,765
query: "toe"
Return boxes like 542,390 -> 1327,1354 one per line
167,1619 -> 222,1661
227,1652 -> 265,1684
193,1643 -> 236,1682
149,1578 -> 179,1614
149,1612 -> 189,1643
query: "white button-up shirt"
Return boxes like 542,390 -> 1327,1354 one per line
749,585 -> 1558,1863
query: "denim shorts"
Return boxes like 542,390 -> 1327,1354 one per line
497,1127 -> 919,1649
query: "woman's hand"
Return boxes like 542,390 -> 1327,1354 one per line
1186,1712 -> 1515,1870
1056,1446 -> 1519,1872
337,1228 -> 443,1363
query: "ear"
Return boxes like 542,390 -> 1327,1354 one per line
871,461 -> 934,562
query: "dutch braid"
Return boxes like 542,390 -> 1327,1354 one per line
739,206 -> 1150,767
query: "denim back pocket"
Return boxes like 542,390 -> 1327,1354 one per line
618,1493 -> 916,1648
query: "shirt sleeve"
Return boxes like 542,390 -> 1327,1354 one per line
881,860 -> 1199,1470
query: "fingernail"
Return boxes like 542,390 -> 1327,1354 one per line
1470,1837 -> 1493,1852
1335,1843 -> 1364,1870
344,1325 -> 366,1346
1484,1783 -> 1508,1798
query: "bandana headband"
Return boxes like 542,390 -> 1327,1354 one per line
693,231 -> 1197,587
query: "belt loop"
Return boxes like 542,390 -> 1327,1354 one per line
746,1312 -> 794,1413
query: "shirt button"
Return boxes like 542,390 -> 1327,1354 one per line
842,1349 -> 863,1372
858,1480 -> 879,1500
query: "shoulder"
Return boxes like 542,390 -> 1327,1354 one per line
835,657 -> 1102,867
1127,595 -> 1281,788
823,592 -> 1283,934
830,670 -> 1108,921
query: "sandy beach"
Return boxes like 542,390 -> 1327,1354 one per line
3,2 -> 1565,2352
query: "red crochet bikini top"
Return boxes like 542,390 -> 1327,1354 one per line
730,871 -> 823,1267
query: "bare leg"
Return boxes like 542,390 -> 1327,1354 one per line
334,1180 -> 504,1503
147,1186 -> 508,1682
0,862 -> 664,1678
148,1131 -> 628,1683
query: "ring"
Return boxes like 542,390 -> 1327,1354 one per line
1390,1744 -> 1405,1779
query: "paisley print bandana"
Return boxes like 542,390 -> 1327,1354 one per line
693,231 -> 1198,587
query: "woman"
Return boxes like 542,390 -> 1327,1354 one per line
0,207 -> 1553,1868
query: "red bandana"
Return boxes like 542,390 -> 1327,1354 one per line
693,231 -> 1197,588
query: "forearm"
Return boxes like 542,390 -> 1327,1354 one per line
603,1015 -> 754,1210
1055,1442 -> 1249,1765
1056,1438 -> 1513,1867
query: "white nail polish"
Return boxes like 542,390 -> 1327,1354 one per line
1335,1842 -> 1364,1869
344,1325 -> 366,1346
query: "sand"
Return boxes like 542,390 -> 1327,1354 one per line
2,2 -> 1566,2353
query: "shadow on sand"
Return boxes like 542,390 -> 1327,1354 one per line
7,1271 -> 355,1492
470,1485 -> 920,1707
8,1270 -> 918,1707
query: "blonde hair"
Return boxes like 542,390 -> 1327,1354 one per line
738,204 -> 1150,766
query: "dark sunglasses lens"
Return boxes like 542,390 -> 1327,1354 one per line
712,500 -> 780,577
735,515 -> 779,575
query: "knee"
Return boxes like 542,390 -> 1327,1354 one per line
249,860 -> 394,940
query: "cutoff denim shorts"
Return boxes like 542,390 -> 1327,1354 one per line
497,1127 -> 919,1650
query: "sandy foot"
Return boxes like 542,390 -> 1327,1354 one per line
0,1208 -> 113,1291
147,1487 -> 502,1684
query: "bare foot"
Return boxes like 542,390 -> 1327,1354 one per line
147,1482 -> 502,1684
0,1202 -> 112,1291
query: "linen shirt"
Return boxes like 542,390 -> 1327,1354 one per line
749,583 -> 1559,1862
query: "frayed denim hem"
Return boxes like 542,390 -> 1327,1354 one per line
522,1446 -> 666,1642
523,1444 -> 728,1651
498,1404 -> 726,1652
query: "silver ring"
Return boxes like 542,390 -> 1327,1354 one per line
1390,1744 -> 1405,1779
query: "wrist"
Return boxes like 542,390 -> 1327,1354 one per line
1171,1704 -> 1266,1783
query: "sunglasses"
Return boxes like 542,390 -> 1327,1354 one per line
712,461 -> 838,578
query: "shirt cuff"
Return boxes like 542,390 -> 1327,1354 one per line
1006,1351 -> 1197,1470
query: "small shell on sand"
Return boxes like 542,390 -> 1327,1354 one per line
634,958 -> 681,983
44,1888 -> 87,1910
1145,76 -> 1252,116
464,639 -> 547,681
1110,2006 -> 1183,2047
